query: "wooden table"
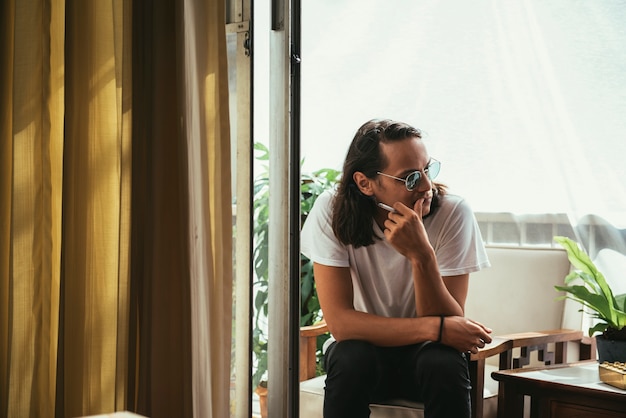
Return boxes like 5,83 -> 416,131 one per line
492,361 -> 626,418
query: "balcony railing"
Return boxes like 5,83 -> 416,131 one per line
475,212 -> 626,258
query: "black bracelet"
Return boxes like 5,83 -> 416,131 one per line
436,315 -> 445,343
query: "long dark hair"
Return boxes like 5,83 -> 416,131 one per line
331,119 -> 446,248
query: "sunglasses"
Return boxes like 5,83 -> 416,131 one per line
376,159 -> 441,191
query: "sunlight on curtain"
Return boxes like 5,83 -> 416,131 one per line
1,0 -> 233,417
1,0 -> 66,416
62,2 -> 132,415
1,0 -> 132,416
301,0 -> 626,229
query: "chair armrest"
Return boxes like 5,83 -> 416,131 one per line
469,337 -> 514,418
498,328 -> 586,367
498,329 -> 583,347
300,321 -> 328,338
300,321 -> 329,381
470,337 -> 514,361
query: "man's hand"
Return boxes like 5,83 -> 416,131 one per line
439,316 -> 493,354
382,198 -> 432,261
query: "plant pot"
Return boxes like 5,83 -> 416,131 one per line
255,384 -> 268,418
596,335 -> 626,363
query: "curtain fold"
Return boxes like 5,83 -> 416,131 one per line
180,0 -> 233,417
60,0 -> 133,415
1,0 -> 65,416
1,0 -> 233,417
130,1 -> 193,416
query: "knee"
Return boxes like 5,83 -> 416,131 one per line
325,340 -> 379,380
414,344 -> 471,416
417,344 -> 470,388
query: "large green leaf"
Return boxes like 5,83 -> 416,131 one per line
616,293 -> 626,311
555,284 -> 616,327
556,237 -> 615,308
554,236 -> 597,277
554,236 -> 626,335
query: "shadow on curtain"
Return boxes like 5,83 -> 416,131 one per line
0,1 -> 232,417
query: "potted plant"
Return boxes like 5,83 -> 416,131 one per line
252,143 -> 338,413
554,236 -> 626,362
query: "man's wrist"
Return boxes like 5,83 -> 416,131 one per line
435,315 -> 445,343
410,249 -> 437,270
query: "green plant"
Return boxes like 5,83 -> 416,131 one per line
300,168 -> 340,327
252,142 -> 339,387
554,236 -> 626,339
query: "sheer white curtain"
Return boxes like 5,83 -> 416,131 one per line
301,0 -> 626,254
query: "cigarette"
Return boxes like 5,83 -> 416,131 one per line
377,202 -> 396,213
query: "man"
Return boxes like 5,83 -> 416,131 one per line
301,119 -> 493,417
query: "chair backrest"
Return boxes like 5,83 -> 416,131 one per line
465,246 -> 572,336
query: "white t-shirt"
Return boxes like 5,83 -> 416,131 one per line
301,190 -> 490,319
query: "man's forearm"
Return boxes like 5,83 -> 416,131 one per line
411,255 -> 464,317
328,310 -> 441,347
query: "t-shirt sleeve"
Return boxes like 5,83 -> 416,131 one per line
430,196 -> 490,276
301,190 -> 350,268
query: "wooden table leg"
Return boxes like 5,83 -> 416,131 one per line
497,382 -> 524,418
469,358 -> 484,418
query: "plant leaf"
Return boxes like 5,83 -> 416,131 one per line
589,322 -> 609,337
554,284 -> 616,326
554,236 -> 624,333
554,236 -> 596,277
616,293 -> 626,312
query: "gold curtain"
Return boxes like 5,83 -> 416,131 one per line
0,0 -> 233,417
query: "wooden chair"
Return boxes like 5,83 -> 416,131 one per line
300,322 -> 588,418
298,246 -> 595,418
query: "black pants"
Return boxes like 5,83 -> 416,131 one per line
323,340 -> 471,418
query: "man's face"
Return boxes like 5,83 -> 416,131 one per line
372,137 -> 435,218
